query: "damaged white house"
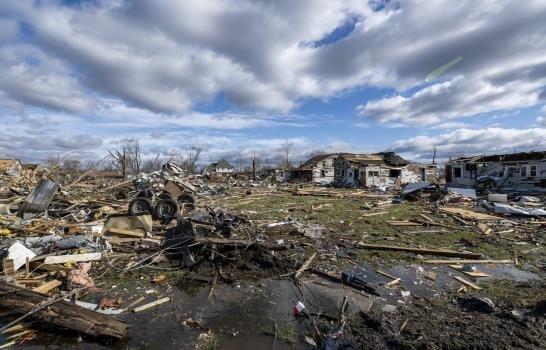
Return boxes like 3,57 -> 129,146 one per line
334,152 -> 423,187
445,151 -> 546,193
291,154 -> 337,184
291,152 -> 434,188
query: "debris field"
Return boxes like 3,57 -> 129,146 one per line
0,163 -> 544,349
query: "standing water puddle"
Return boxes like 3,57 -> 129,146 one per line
10,263 -> 539,349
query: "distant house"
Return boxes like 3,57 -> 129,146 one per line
406,163 -> 440,182
445,151 -> 546,193
0,159 -> 23,173
204,159 -> 235,174
335,152 -> 417,187
292,152 -> 427,188
291,154 -> 337,184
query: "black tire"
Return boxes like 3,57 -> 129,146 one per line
129,197 -> 153,216
177,192 -> 196,212
154,198 -> 180,220
158,192 -> 174,200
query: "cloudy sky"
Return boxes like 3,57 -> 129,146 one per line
1,0 -> 545,166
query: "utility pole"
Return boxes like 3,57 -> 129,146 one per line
252,155 -> 257,180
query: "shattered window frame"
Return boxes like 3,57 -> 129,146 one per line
530,164 -> 537,177
453,167 -> 462,178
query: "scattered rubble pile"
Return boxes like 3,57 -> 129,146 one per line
0,165 -> 544,348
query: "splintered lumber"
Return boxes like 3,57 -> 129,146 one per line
419,214 -> 436,224
132,297 -> 171,313
448,265 -> 491,277
356,242 -> 482,259
32,279 -> 62,294
0,283 -> 128,339
385,278 -> 401,287
453,276 -> 482,290
376,270 -> 400,281
295,252 -> 316,279
439,207 -> 499,221
423,259 -> 513,264
44,253 -> 102,264
0,341 -> 15,349
362,211 -> 388,217
29,262 -> 71,273
0,324 -> 25,334
106,228 -> 145,238
387,220 -> 421,226
125,296 -> 146,310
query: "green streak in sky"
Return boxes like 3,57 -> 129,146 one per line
426,56 -> 463,81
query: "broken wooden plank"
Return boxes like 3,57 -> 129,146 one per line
386,220 -> 422,226
44,253 -> 102,264
448,265 -> 491,278
29,262 -> 72,273
453,276 -> 482,290
361,211 -> 388,217
423,259 -> 513,264
32,279 -> 62,294
385,278 -> 401,287
106,227 -> 145,238
125,296 -> 145,311
356,242 -> 482,259
0,282 -> 128,339
376,270 -> 400,280
419,213 -> 436,224
133,297 -> 171,313
439,207 -> 499,221
295,252 -> 316,279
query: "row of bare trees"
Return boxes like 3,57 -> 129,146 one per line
49,139 -> 323,178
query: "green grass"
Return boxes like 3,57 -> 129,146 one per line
215,190 -> 542,267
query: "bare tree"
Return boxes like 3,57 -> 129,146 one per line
251,154 -> 257,180
108,139 -> 142,178
278,140 -> 295,169
126,140 -> 142,174
141,154 -> 162,173
181,145 -> 203,174
236,150 -> 245,172
62,159 -> 81,174
47,154 -> 61,169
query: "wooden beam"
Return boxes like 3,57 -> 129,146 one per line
356,242 -> 482,259
0,283 -> 128,339
44,253 -> 102,264
295,253 -> 316,279
29,262 -> 71,273
423,259 -> 513,264
453,276 -> 482,290
106,228 -> 145,238
32,280 -> 62,294
132,297 -> 171,313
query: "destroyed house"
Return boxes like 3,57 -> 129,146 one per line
0,159 -> 23,173
445,151 -> 546,193
203,159 -> 234,174
291,154 -> 336,184
334,152 -> 417,187
406,163 -> 440,182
